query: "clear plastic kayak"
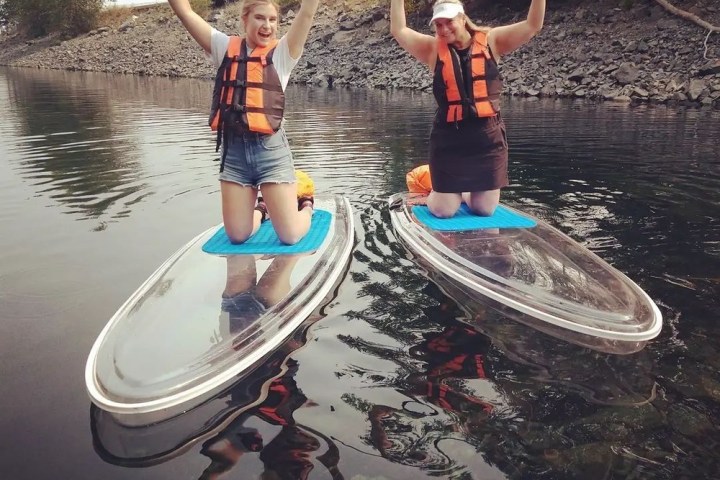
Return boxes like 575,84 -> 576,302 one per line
85,196 -> 353,426
388,193 -> 662,342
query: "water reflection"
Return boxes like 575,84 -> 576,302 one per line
341,196 -> 718,478
284,87 -> 434,197
197,358 -> 342,480
219,254 -> 305,352
0,68 -> 218,221
2,67 -> 720,479
91,322 -> 341,477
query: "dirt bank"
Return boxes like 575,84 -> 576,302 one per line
1,0 -> 718,107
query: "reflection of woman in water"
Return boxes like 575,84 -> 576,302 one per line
198,358 -> 343,480
200,251 -> 340,478
368,324 -> 494,466
219,254 -> 304,350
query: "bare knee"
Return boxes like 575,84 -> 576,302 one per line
226,226 -> 253,244
468,204 -> 497,217
467,191 -> 500,217
429,204 -> 459,218
277,231 -> 303,245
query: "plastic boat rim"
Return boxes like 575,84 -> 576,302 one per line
85,197 -> 354,416
388,193 -> 662,342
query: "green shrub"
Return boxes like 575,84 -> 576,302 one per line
1,0 -> 103,37
63,0 -> 104,36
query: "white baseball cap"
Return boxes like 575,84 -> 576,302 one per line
429,3 -> 465,26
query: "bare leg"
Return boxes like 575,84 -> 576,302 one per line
221,181 -> 263,244
427,191 -> 463,218
260,182 -> 312,245
255,254 -> 304,306
223,255 -> 257,298
463,190 -> 500,216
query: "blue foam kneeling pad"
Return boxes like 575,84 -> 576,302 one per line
202,209 -> 331,255
412,204 -> 536,231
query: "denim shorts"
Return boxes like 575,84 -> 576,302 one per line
221,290 -> 268,333
219,128 -> 296,188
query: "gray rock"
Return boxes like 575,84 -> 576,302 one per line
339,21 -> 355,31
372,19 -> 389,33
677,46 -> 694,55
656,18 -> 679,30
614,62 -> 640,85
540,85 -> 555,96
567,68 -> 585,82
699,60 -> 720,77
624,41 -> 638,53
118,17 -> 137,33
602,64 -> 619,74
687,79 -> 707,101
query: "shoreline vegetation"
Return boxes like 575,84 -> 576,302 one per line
0,0 -> 719,107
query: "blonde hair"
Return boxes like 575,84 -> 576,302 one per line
433,0 -> 490,34
240,0 -> 281,23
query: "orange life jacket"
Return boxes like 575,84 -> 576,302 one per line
209,36 -> 285,170
433,31 -> 503,124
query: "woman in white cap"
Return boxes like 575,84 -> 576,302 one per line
391,0 -> 545,218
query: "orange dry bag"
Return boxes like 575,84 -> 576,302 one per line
406,165 -> 433,194
295,170 -> 315,198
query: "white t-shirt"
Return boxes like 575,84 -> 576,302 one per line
210,28 -> 299,90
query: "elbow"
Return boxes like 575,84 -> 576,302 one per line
390,25 -> 404,42
527,21 -> 543,38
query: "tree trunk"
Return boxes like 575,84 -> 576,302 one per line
654,0 -> 720,32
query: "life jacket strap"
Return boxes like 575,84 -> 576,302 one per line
449,96 -> 495,104
471,50 -> 491,60
229,55 -> 270,62
448,99 -> 475,105
221,79 -> 283,92
229,105 -> 284,114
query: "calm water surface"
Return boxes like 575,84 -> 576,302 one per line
1,67 -> 719,480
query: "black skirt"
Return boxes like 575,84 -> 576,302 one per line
429,114 -> 509,193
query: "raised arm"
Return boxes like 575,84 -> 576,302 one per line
488,0 -> 545,58
167,0 -> 213,54
285,0 -> 320,60
390,0 -> 435,67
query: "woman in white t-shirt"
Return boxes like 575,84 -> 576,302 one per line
168,0 -> 319,245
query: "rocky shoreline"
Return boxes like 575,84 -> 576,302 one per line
1,0 -> 719,107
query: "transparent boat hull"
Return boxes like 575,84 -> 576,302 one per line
85,196 -> 354,426
388,193 -> 661,342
